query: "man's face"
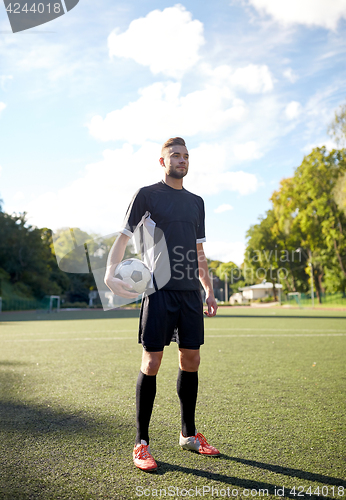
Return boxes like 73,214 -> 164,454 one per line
160,145 -> 189,179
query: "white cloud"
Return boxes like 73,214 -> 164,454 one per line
285,101 -> 302,120
283,68 -> 298,83
184,143 -> 260,196
233,141 -> 263,160
302,139 -> 338,154
246,0 -> 346,30
214,171 -> 259,195
108,4 -> 205,78
13,191 -> 25,201
87,81 -> 246,144
0,102 -> 6,113
214,204 -> 234,214
204,240 -> 246,265
201,63 -> 274,94
230,64 -> 274,93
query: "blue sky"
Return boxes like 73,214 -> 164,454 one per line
0,0 -> 346,264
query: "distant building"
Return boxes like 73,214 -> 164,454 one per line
238,280 -> 282,301
229,292 -> 246,305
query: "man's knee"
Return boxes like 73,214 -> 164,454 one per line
179,348 -> 200,372
141,350 -> 163,376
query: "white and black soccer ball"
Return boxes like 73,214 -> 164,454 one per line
114,258 -> 152,294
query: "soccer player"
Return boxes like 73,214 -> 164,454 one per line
104,137 -> 220,471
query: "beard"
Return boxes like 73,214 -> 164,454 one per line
168,167 -> 188,179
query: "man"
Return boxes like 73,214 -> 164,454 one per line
104,137 -> 219,472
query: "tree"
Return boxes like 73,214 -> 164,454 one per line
0,212 -> 67,298
214,262 -> 238,281
214,261 -> 241,298
328,102 -> 346,147
207,259 -> 223,275
41,228 -> 71,295
244,210 -> 289,299
333,173 -> 346,215
271,147 -> 346,301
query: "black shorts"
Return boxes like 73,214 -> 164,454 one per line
138,289 -> 204,352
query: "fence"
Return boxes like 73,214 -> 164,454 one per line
0,296 -> 52,312
283,292 -> 346,307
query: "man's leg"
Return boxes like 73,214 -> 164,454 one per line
177,348 -> 200,438
133,350 -> 163,471
135,349 -> 163,445
177,348 -> 220,456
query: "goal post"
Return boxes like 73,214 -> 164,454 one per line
49,295 -> 61,313
287,292 -> 302,308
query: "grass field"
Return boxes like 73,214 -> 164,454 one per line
0,307 -> 345,500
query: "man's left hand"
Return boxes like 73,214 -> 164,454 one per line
204,295 -> 218,317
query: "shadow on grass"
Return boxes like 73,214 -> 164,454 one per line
155,456 -> 345,499
0,398 -> 132,500
0,362 -> 120,435
0,363 -> 132,500
0,399 -> 132,500
227,456 -> 346,486
0,400 -> 95,434
0,362 -> 86,434
0,360 -> 31,366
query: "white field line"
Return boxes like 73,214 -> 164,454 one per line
207,333 -> 346,338
1,333 -> 346,342
1,337 -> 132,342
0,329 -> 136,335
0,329 -> 136,337
207,328 -> 346,332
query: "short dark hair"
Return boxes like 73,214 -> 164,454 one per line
161,137 -> 186,156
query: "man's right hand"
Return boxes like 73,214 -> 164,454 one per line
104,275 -> 140,299
103,233 -> 138,299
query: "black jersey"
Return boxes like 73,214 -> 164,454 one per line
120,181 -> 206,291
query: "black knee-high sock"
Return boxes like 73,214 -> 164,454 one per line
135,371 -> 156,445
177,368 -> 198,438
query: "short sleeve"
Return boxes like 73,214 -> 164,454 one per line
120,188 -> 148,237
196,198 -> 206,244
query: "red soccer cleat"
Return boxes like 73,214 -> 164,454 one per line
133,441 -> 157,471
179,432 -> 220,456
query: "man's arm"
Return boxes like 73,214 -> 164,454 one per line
104,233 -> 139,299
197,242 -> 218,317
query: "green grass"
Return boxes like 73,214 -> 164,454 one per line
0,308 -> 345,500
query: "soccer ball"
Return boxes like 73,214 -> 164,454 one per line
114,258 -> 152,294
